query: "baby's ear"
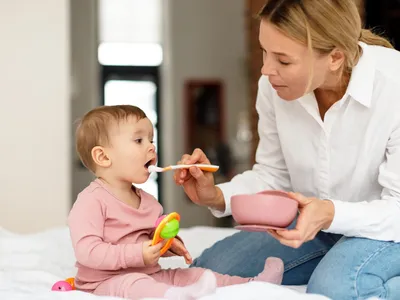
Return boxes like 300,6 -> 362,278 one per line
91,146 -> 111,168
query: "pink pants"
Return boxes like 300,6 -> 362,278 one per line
93,267 -> 250,299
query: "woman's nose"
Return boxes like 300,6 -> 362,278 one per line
261,58 -> 277,76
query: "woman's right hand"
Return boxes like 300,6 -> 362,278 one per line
173,148 -> 224,210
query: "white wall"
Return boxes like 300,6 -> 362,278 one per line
0,0 -> 71,233
161,0 -> 248,227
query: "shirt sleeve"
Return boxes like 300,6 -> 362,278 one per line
324,122 -> 400,242
67,195 -> 146,270
210,76 -> 292,218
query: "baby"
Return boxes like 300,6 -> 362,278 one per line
68,105 -> 284,300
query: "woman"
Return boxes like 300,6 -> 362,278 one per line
173,0 -> 400,299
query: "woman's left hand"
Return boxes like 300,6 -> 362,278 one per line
267,192 -> 335,249
162,238 -> 193,264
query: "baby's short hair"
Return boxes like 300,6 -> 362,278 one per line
75,105 -> 147,173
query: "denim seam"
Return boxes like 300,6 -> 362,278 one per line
285,249 -> 328,272
353,242 -> 395,299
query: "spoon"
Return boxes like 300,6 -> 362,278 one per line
148,164 -> 219,173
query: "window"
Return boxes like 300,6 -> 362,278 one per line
98,0 -> 162,201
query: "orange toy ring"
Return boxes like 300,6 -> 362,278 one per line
65,277 -> 75,289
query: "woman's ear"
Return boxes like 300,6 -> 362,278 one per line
91,146 -> 111,168
329,48 -> 345,72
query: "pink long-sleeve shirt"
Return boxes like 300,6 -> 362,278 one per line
67,179 -> 163,289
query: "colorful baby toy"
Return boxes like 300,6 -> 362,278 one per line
51,277 -> 75,291
151,212 -> 180,255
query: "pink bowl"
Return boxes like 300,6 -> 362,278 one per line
231,190 -> 298,228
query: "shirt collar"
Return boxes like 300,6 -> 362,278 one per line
343,41 -> 376,108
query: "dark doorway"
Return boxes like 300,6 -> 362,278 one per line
365,0 -> 400,49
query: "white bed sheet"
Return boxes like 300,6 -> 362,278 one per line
0,226 -> 330,300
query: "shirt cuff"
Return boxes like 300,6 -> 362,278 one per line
322,199 -> 349,235
124,243 -> 146,268
208,182 -> 232,218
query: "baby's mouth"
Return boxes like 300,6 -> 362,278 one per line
144,158 -> 156,170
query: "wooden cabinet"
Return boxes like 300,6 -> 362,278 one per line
246,0 -> 267,162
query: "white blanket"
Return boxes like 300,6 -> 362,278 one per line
0,226 -> 329,300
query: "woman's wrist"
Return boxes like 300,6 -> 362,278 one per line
207,186 -> 226,212
322,199 -> 335,230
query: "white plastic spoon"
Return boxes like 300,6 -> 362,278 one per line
148,164 -> 219,173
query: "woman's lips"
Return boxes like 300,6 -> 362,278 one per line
271,83 -> 287,90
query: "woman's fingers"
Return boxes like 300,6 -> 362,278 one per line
188,167 -> 210,187
186,148 -> 211,165
173,149 -> 211,184
267,230 -> 303,248
266,229 -> 282,241
275,228 -> 303,241
288,192 -> 313,207
173,155 -> 191,184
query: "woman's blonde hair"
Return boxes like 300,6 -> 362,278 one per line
258,0 -> 393,90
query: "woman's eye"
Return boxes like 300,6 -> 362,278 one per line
279,61 -> 290,66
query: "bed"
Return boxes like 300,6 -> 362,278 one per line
0,225 -> 331,300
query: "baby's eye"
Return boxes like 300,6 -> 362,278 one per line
134,138 -> 143,144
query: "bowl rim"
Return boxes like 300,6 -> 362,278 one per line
231,190 -> 297,203
255,190 -> 291,197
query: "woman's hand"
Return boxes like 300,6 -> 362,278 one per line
173,148 -> 225,210
267,192 -> 335,248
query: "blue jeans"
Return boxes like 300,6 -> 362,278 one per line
191,230 -> 400,299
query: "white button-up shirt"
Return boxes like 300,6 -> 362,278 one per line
212,42 -> 400,242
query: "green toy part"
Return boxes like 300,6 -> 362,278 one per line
160,219 -> 180,239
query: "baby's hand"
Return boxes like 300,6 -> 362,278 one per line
142,240 -> 165,266
162,239 -> 193,264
